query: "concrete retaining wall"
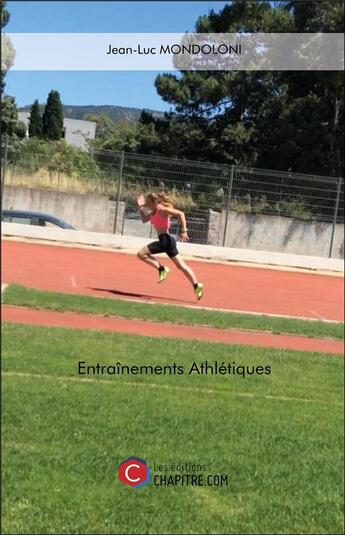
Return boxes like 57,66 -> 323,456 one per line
3,185 -> 125,233
3,185 -> 344,260
207,209 -> 344,259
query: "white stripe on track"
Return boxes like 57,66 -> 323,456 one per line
1,283 -> 8,294
310,310 -> 326,320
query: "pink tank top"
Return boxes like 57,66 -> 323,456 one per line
150,205 -> 170,231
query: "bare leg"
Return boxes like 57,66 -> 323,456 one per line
137,246 -> 162,270
171,254 -> 197,285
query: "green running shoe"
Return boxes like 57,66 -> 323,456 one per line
158,266 -> 170,283
194,282 -> 204,301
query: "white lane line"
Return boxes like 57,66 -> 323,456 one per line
70,276 -> 77,288
3,371 -> 343,407
1,283 -> 8,294
310,310 -> 326,321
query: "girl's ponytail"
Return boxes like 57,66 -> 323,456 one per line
157,192 -> 175,207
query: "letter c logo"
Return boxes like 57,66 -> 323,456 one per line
118,457 -> 150,488
125,463 -> 141,483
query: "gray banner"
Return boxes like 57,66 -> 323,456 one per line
3,32 -> 344,71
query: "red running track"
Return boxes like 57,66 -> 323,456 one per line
2,240 -> 344,321
3,306 -> 344,354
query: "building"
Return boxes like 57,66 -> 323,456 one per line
18,112 -> 97,151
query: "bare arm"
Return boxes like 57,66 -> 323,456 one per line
159,206 -> 189,241
136,194 -> 151,223
138,207 -> 151,223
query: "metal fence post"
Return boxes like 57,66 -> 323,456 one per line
329,176 -> 342,258
1,134 -> 9,206
222,164 -> 235,247
113,151 -> 125,234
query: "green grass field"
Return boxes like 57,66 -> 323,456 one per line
2,323 -> 344,534
3,284 -> 344,340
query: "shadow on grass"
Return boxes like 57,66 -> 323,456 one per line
88,287 -> 192,305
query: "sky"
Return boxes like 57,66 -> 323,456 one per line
5,1 -> 229,111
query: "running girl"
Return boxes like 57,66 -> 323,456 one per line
136,192 -> 204,301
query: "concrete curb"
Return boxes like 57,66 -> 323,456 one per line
2,222 -> 344,273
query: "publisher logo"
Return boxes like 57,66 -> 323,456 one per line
118,457 -> 150,488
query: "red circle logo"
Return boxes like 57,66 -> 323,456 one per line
118,457 -> 150,488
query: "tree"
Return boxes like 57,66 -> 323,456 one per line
28,99 -> 43,138
14,138 -> 101,179
290,0 -> 344,32
83,112 -> 116,139
1,0 -> 9,27
1,95 -> 26,138
42,90 -> 64,140
92,121 -> 140,152
1,0 -> 14,95
152,0 -> 344,176
15,120 -> 27,139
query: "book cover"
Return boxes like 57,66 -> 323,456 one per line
1,1 -> 344,534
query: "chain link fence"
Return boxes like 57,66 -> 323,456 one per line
1,138 -> 344,258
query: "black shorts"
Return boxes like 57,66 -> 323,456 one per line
147,233 -> 179,258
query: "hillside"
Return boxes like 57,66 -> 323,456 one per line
18,104 -> 165,123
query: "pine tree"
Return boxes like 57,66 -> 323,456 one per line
42,90 -> 64,140
28,99 -> 43,138
152,0 -> 344,176
1,95 -> 17,136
